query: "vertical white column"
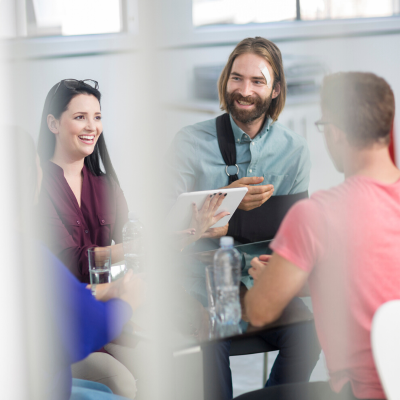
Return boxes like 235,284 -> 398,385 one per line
0,40 -> 29,399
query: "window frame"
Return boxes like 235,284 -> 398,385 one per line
160,13 -> 400,49
6,0 -> 139,60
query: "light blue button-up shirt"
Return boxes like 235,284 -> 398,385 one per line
166,115 -> 310,205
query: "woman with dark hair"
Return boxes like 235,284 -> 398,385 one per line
38,79 -> 128,282
10,126 -> 141,399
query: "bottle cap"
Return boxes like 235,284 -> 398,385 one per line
128,211 -> 139,221
220,236 -> 233,247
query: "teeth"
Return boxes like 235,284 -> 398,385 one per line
79,136 -> 94,140
238,100 -> 252,105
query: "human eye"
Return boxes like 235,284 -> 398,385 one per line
75,115 -> 84,120
231,76 -> 240,81
95,115 -> 102,121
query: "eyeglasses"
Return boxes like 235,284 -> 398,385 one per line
52,79 -> 99,98
314,119 -> 332,133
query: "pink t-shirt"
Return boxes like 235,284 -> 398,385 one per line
270,175 -> 400,399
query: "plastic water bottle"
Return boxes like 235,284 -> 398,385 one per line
122,212 -> 145,273
213,236 -> 242,335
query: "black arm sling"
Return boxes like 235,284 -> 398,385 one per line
216,113 -> 308,244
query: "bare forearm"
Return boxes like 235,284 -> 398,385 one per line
245,289 -> 283,327
245,253 -> 310,327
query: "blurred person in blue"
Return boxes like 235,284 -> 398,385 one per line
166,37 -> 320,399
240,72 -> 399,400
13,128 -> 145,399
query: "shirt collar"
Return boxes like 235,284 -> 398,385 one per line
45,160 -> 87,176
229,114 -> 273,143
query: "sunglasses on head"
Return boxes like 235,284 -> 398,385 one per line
52,79 -> 99,98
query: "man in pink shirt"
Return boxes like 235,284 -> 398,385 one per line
237,72 -> 400,400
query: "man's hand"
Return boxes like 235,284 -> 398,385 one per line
201,223 -> 229,239
223,177 -> 274,211
245,253 -> 309,327
248,255 -> 272,281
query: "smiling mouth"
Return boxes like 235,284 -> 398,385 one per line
78,135 -> 95,144
236,100 -> 254,106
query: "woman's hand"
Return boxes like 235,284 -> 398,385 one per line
87,270 -> 146,312
189,193 -> 230,243
201,223 -> 229,239
170,228 -> 197,251
248,255 -> 272,281
87,279 -> 123,302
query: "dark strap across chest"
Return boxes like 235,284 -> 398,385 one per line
216,113 -> 239,184
215,113 -> 308,243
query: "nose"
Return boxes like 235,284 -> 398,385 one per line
85,119 -> 96,132
238,79 -> 252,97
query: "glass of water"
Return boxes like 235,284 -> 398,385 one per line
205,265 -> 218,338
88,247 -> 112,294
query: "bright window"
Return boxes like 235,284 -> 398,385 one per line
192,0 -> 296,27
193,0 -> 400,27
29,0 -> 122,36
301,0 -> 397,20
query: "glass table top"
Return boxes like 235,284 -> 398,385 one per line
172,239 -> 314,347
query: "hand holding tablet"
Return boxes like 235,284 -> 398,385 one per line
166,187 -> 248,233
222,176 -> 274,211
189,192 -> 230,242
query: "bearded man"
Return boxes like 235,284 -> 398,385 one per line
166,38 -> 320,400
166,37 -> 311,242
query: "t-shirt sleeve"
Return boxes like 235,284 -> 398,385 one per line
270,198 -> 326,273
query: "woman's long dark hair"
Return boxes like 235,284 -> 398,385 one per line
37,80 -> 120,185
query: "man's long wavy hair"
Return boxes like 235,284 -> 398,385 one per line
218,37 -> 287,122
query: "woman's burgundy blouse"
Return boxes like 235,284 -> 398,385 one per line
39,162 -> 129,283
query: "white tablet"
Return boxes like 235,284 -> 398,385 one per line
166,187 -> 248,232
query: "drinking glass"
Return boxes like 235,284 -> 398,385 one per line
88,247 -> 112,295
205,265 -> 217,338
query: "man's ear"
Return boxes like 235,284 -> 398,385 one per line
330,124 -> 346,145
272,82 -> 281,99
47,114 -> 59,134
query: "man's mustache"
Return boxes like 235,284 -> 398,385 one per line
230,92 -> 261,104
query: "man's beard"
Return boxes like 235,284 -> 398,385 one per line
225,91 -> 273,124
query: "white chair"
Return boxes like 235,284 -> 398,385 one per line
371,300 -> 400,400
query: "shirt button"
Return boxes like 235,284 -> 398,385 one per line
85,230 -> 88,234
249,169 -> 252,173
251,142 -> 255,146
76,221 -> 80,225
237,139 -> 240,143
101,219 -> 105,224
